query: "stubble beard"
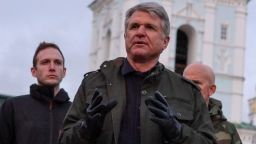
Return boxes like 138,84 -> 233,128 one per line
38,79 -> 60,88
128,49 -> 161,64
131,53 -> 159,64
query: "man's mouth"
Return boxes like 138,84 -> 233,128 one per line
134,41 -> 146,44
133,41 -> 147,46
48,75 -> 57,78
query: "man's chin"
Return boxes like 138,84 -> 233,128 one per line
131,53 -> 159,63
39,81 -> 59,87
131,55 -> 150,63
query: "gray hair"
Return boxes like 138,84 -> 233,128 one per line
124,2 -> 170,37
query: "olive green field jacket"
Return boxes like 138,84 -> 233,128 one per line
209,98 -> 242,144
60,57 -> 216,144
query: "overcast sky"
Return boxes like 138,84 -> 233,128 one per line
0,0 -> 93,98
0,0 -> 255,122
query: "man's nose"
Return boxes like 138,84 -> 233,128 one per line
49,62 -> 56,71
136,26 -> 146,36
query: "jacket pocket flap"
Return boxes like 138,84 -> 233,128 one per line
174,108 -> 193,121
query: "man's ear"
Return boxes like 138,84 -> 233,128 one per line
31,67 -> 37,78
62,67 -> 67,78
162,36 -> 170,50
209,84 -> 216,96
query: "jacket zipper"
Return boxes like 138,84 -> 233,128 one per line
49,101 -> 53,144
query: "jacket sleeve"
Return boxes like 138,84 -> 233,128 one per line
173,88 -> 217,144
59,78 -> 95,144
0,99 -> 15,144
230,123 -> 242,144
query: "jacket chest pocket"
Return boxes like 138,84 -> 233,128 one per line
169,100 -> 194,125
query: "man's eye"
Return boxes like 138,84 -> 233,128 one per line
145,24 -> 156,30
192,80 -> 200,85
41,60 -> 49,65
55,60 -> 62,65
129,24 -> 139,29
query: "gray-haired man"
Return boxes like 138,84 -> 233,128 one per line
59,2 -> 216,144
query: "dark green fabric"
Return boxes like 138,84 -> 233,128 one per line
209,98 -> 242,144
60,57 -> 216,144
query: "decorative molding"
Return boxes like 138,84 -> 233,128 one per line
215,46 -> 230,73
215,72 -> 245,80
203,41 -> 245,50
176,2 -> 203,21
215,90 -> 243,96
89,0 -> 114,12
162,0 -> 173,3
208,0 -> 248,7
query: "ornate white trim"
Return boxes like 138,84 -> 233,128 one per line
176,2 -> 203,20
207,0 -> 247,6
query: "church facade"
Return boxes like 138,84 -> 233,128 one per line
88,0 -> 248,123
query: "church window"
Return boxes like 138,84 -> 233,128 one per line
221,24 -> 228,40
175,29 -> 189,75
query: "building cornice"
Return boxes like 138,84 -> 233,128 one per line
209,0 -> 248,6
215,72 -> 245,81
89,0 -> 113,12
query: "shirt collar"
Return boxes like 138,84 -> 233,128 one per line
121,59 -> 135,76
121,59 -> 159,77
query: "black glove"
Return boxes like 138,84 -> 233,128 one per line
145,91 -> 182,141
80,89 -> 117,140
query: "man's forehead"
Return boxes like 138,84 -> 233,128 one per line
127,12 -> 162,27
37,48 -> 63,60
129,10 -> 160,19
37,48 -> 60,55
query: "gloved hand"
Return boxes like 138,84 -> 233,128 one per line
145,91 -> 182,141
80,89 -> 117,140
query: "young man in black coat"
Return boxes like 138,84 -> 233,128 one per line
0,42 -> 71,144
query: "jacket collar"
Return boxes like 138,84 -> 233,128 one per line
208,98 -> 227,121
100,57 -> 165,80
30,84 -> 70,103
121,58 -> 164,77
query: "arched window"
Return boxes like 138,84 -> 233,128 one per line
105,30 -> 111,60
175,29 -> 189,75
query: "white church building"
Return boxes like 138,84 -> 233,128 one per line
88,0 -> 248,121
88,0 -> 251,142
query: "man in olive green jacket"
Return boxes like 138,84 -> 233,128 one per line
209,98 -> 242,144
59,2 -> 216,144
183,63 -> 242,144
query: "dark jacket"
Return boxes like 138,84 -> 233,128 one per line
0,84 -> 71,144
60,57 -> 216,144
209,98 -> 242,144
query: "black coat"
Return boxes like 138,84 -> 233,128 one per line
0,84 -> 71,144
